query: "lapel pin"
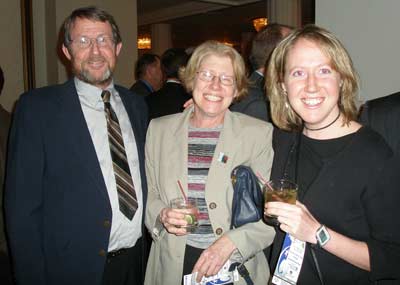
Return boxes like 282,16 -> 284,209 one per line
218,152 -> 228,164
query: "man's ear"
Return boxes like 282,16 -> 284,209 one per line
115,42 -> 122,57
147,62 -> 157,77
62,44 -> 72,61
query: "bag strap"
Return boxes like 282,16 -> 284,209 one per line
229,166 -> 258,285
229,262 -> 254,285
283,129 -> 325,285
310,247 -> 325,285
294,127 -> 325,285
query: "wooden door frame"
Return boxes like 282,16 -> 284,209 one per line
21,0 -> 35,91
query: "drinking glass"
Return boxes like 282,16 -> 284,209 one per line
170,198 -> 199,232
263,179 -> 298,226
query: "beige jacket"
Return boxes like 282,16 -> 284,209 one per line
144,108 -> 275,285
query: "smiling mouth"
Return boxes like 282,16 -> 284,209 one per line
87,60 -> 105,66
85,56 -> 106,67
204,94 -> 222,102
302,97 -> 323,106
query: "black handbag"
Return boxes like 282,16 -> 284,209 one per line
230,165 -> 263,228
229,165 -> 264,285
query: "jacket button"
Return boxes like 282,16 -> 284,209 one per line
103,220 -> 111,228
215,228 -> 223,235
209,202 -> 217,209
99,249 -> 106,257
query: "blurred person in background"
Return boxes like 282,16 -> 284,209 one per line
146,48 -> 191,120
359,91 -> 400,156
230,23 -> 292,122
130,53 -> 164,96
0,65 -> 12,284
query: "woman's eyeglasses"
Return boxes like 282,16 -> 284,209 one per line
196,70 -> 235,86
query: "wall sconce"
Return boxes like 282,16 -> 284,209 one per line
138,36 -> 151,50
252,17 -> 268,32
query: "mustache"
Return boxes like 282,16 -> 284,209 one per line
84,56 -> 106,63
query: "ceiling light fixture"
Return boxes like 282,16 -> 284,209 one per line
137,36 -> 151,50
221,41 -> 233,47
252,17 -> 268,32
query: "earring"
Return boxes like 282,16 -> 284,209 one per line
285,101 -> 289,109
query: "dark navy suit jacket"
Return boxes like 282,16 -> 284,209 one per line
5,79 -> 148,285
359,91 -> 400,155
130,80 -> 152,97
145,81 -> 191,120
230,71 -> 270,122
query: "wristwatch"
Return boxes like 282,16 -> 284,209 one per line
315,224 -> 330,248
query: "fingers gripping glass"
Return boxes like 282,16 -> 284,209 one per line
70,35 -> 115,49
196,70 -> 235,86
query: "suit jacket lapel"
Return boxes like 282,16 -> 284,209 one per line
56,80 -> 109,200
205,111 -> 241,202
169,108 -> 192,197
165,109 -> 241,199
252,71 -> 265,90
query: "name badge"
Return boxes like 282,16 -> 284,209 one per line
271,233 -> 306,285
183,260 -> 239,285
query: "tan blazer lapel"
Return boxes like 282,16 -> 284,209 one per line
167,108 -> 193,198
205,110 -> 242,205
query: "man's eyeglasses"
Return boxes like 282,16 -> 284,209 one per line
196,70 -> 235,86
70,35 -> 115,49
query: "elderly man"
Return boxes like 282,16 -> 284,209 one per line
5,6 -> 148,285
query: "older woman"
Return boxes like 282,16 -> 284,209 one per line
144,41 -> 275,285
264,25 -> 400,284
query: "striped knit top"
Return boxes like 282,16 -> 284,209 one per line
186,125 -> 222,249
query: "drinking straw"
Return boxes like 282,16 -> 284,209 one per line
177,180 -> 188,201
256,172 -> 274,191
256,172 -> 268,184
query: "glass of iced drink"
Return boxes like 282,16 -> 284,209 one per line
263,179 -> 298,226
170,198 -> 199,233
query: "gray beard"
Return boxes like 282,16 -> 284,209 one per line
79,67 -> 112,86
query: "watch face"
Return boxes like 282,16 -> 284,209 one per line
319,229 -> 328,243
317,225 -> 330,247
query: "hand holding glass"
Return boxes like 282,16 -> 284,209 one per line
263,179 -> 298,226
170,198 -> 199,233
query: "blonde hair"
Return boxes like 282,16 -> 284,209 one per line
179,40 -> 248,100
266,25 -> 359,131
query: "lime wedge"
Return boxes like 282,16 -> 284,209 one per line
185,214 -> 194,225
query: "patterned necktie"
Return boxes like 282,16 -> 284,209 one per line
102,90 -> 137,220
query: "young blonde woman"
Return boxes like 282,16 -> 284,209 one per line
265,25 -> 400,284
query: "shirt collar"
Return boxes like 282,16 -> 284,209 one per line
255,70 -> 264,77
139,79 -> 154,92
74,77 -> 118,107
166,79 -> 181,84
